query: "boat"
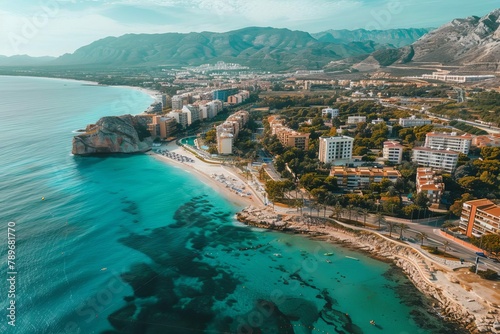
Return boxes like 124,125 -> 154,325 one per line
273,253 -> 282,257
326,259 -> 332,263
324,252 -> 334,256
370,320 -> 376,326
101,268 -> 107,271
345,256 -> 359,261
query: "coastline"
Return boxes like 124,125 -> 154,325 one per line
147,141 -> 264,209
236,208 -> 500,333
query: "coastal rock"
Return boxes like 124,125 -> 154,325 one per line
72,114 -> 152,155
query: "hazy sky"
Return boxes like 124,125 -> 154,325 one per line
1,0 -> 498,56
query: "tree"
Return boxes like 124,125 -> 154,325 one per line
334,203 -> 343,220
360,208 -> 369,227
416,232 -> 428,246
414,192 -> 430,209
398,223 -> 410,240
375,213 -> 386,229
347,205 -> 354,220
387,221 -> 396,238
449,193 -> 475,217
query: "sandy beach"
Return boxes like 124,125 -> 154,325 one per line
147,141 -> 265,209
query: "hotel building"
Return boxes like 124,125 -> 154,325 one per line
330,166 -> 401,190
424,132 -> 472,155
412,147 -> 459,173
318,135 -> 354,165
459,199 -> 500,237
383,140 -> 404,164
416,168 -> 444,206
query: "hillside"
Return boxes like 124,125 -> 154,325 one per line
52,27 -> 388,70
349,8 -> 500,73
312,28 -> 431,48
0,55 -> 56,66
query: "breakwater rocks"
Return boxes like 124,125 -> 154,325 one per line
72,114 -> 152,155
237,206 -> 499,333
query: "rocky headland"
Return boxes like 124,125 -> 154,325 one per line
237,206 -> 500,333
72,114 -> 152,155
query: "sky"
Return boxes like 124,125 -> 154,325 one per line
0,0 -> 498,57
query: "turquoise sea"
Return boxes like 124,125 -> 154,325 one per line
0,76 -> 464,334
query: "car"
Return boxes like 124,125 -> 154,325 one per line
476,252 -> 487,258
492,258 -> 500,263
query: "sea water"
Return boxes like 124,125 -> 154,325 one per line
0,76 -> 463,334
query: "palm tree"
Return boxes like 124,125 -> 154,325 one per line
375,213 -> 386,229
360,208 -> 369,227
347,205 -> 354,221
352,208 -> 359,222
398,223 -> 410,240
323,205 -> 328,219
387,221 -> 396,238
334,203 -> 343,220
416,232 -> 428,246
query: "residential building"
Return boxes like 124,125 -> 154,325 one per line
383,140 -> 404,164
424,132 -> 472,154
399,115 -> 432,128
347,116 -> 367,124
330,166 -> 401,190
171,95 -> 184,110
213,88 -> 238,101
371,118 -> 385,125
416,168 -> 444,206
318,135 -> 354,165
167,109 -> 189,128
421,71 -> 495,83
472,134 -> 500,148
411,147 -> 459,173
217,132 -> 233,155
269,116 -> 310,150
227,90 -> 250,104
182,105 -> 201,125
459,199 -> 500,237
216,110 -> 249,155
322,108 -> 339,118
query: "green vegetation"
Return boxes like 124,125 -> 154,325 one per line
449,120 -> 488,135
469,266 -> 499,280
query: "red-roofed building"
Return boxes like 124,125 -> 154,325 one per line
459,199 -> 500,237
416,168 -> 444,207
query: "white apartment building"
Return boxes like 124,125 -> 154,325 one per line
167,109 -> 189,128
318,135 -> 354,165
399,115 -> 432,128
347,115 -> 367,124
182,105 -> 201,125
412,147 -> 459,173
217,132 -> 233,155
322,108 -> 339,118
383,140 -> 404,164
171,95 -> 184,110
424,132 -> 472,155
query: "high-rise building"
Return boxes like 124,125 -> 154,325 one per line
182,105 -> 201,125
167,109 -> 189,128
412,147 -> 459,173
424,132 -> 472,155
383,140 -> 404,164
318,135 -> 354,165
459,199 -> 500,237
171,95 -> 183,110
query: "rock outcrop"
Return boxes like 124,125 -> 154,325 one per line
72,114 -> 152,155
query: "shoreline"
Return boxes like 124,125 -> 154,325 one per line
146,142 -> 499,332
236,208 -> 500,333
147,141 -> 264,209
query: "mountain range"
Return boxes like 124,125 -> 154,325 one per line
350,8 -> 500,73
0,27 -> 429,70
